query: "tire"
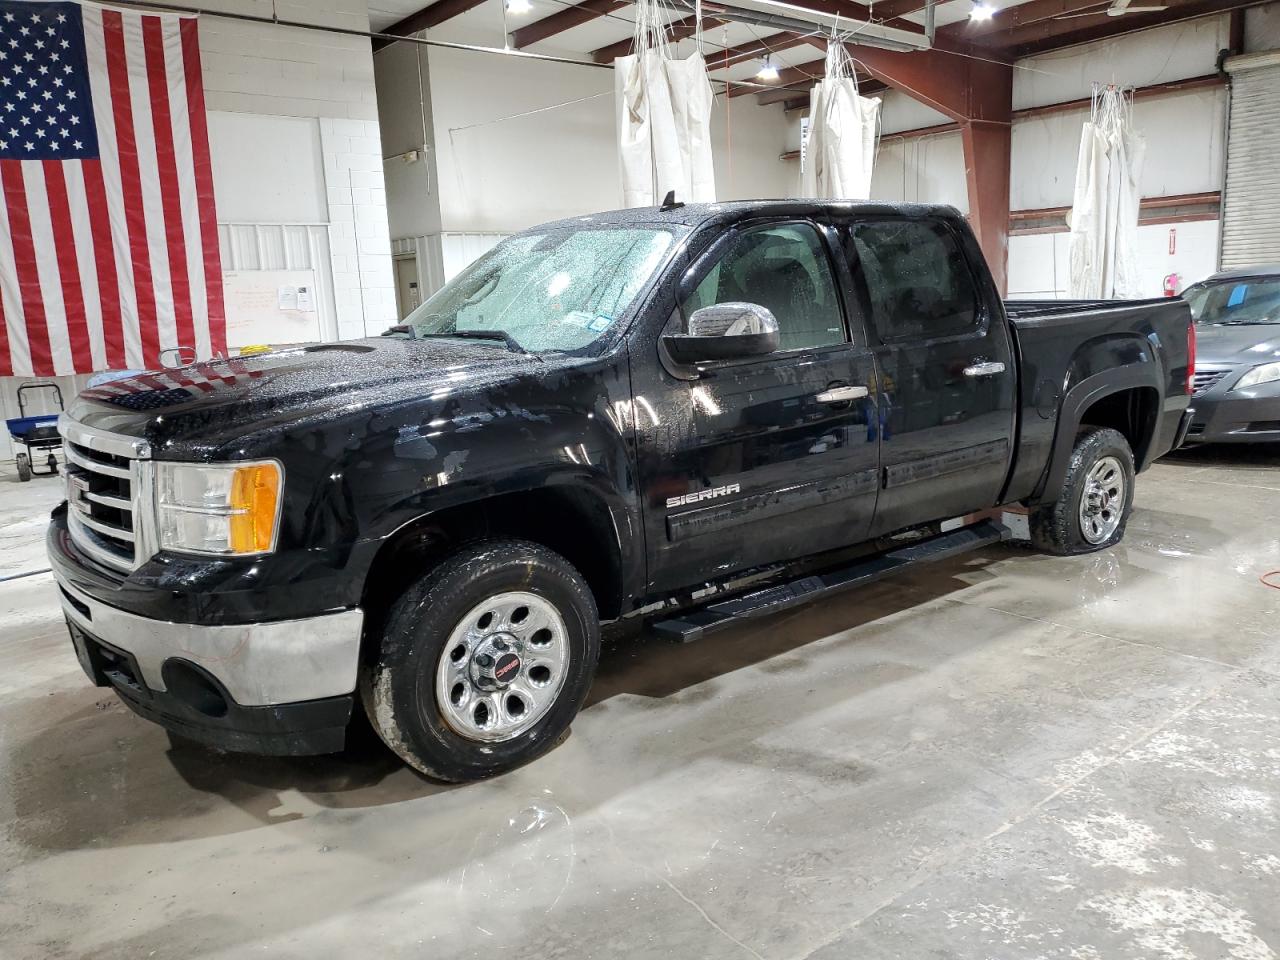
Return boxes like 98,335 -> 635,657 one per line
360,539 -> 600,782
16,453 -> 32,482
1030,426 -> 1135,555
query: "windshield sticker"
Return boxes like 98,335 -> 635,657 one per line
589,315 -> 613,333
561,311 -> 592,328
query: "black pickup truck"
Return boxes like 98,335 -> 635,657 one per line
48,201 -> 1194,781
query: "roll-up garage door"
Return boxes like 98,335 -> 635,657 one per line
1221,52 -> 1280,269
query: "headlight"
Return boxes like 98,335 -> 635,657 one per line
1234,362 -> 1280,391
156,461 -> 283,556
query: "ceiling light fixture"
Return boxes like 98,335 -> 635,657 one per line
969,2 -> 996,20
506,0 -> 533,14
756,56 -> 779,81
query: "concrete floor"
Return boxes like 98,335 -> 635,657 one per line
2,446 -> 1279,960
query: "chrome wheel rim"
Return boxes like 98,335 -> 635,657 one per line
435,591 -> 570,742
1079,455 -> 1125,544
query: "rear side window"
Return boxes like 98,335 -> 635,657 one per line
847,220 -> 980,342
683,223 -> 846,352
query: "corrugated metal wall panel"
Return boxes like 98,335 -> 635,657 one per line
1221,54 -> 1280,269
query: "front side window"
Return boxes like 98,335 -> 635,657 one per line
848,219 -> 980,342
1186,278 -> 1280,325
401,227 -> 679,353
682,223 -> 847,352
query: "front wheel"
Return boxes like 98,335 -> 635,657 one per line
361,540 -> 600,782
1030,426 -> 1135,555
15,453 -> 31,482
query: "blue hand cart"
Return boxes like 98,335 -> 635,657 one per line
6,382 -> 64,482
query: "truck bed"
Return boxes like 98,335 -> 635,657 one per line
1004,297 -> 1178,323
1001,296 -> 1193,505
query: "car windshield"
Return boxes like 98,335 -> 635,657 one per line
398,227 -> 679,353
1185,277 -> 1280,325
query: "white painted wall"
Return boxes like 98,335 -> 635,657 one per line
1008,219 -> 1221,300
1012,16 -> 1231,109
198,0 -> 396,342
374,37 -> 796,296
871,130 -> 969,212
1245,4 -> 1280,52
1010,86 -> 1227,212
420,45 -> 794,232
1003,16 -> 1233,299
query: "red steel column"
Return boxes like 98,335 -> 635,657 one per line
846,44 -> 1014,293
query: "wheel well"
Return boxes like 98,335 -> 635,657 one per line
1079,387 -> 1159,465
360,487 -> 625,652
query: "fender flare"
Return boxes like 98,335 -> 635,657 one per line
360,470 -> 639,617
1034,363 -> 1162,504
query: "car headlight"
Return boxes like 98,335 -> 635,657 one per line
1234,362 -> 1280,391
156,461 -> 283,556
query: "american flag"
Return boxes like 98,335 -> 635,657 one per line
0,0 -> 225,378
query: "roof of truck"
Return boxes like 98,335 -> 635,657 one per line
535,199 -> 962,232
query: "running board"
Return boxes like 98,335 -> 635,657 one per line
650,520 -> 1010,643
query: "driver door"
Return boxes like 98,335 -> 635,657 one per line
632,220 -> 882,595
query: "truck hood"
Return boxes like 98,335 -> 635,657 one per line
1194,322 -> 1280,366
67,337 -> 566,455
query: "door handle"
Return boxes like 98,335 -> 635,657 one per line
815,385 -> 869,403
963,361 -> 1006,378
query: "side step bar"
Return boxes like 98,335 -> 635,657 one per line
650,519 -> 1010,643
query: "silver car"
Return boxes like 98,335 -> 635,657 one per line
1183,266 -> 1280,444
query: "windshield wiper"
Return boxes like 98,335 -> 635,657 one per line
422,330 -> 528,354
381,323 -> 418,339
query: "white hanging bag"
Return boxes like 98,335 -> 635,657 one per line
801,41 -> 880,200
615,0 -> 716,206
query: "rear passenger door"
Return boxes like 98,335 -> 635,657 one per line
842,218 -> 1015,535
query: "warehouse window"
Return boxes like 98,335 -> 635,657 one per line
683,223 -> 846,352
847,220 -> 979,342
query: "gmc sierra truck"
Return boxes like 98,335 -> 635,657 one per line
48,200 -> 1195,782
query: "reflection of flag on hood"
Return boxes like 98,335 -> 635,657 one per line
81,358 -> 261,409
0,0 -> 226,377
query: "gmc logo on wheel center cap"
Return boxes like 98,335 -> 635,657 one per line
494,653 -> 521,681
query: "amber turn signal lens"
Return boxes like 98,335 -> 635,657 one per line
228,463 -> 281,553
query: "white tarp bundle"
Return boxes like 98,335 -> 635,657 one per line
801,42 -> 880,200
615,0 -> 715,207
1067,85 -> 1146,299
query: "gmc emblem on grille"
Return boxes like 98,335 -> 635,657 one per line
69,474 -> 90,515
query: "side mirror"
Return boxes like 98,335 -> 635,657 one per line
662,303 -> 780,365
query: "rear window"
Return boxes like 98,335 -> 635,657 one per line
847,220 -> 980,342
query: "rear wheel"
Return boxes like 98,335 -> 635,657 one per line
15,453 -> 31,482
361,540 -> 600,782
1030,426 -> 1135,555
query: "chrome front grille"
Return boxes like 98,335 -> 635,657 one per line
59,417 -> 153,574
1191,370 -> 1230,396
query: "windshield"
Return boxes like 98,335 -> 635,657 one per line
1186,277 -> 1280,325
399,227 -> 679,353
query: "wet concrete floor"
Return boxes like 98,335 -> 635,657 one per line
2,445 -> 1279,959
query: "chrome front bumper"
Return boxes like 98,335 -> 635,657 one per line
55,575 -> 364,707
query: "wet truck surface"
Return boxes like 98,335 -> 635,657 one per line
48,200 -> 1195,781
